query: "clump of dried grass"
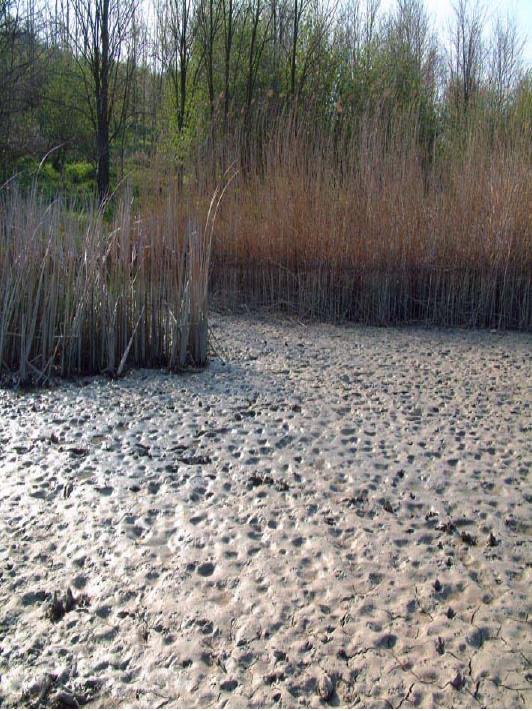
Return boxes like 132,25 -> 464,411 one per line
2,112 -> 529,387
208,111 -> 532,329
0,183 -> 218,385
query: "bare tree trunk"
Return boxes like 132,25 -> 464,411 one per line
61,0 -> 138,204
203,0 -> 217,121
197,0 -> 220,174
290,0 -> 299,98
97,0 -> 110,201
222,0 -> 233,135
0,0 -> 44,174
489,14 -> 523,110
178,0 -> 189,131
449,0 -> 484,116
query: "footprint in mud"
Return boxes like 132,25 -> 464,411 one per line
127,525 -> 145,539
95,485 -> 114,496
197,562 -> 215,577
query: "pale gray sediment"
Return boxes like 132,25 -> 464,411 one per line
0,314 -> 530,708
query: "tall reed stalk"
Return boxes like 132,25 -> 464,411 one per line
0,185 -> 212,385
203,108 -> 531,329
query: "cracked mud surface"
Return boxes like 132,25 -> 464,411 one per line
0,314 -> 531,708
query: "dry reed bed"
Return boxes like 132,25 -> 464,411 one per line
0,187 -> 213,385
1,118 -> 530,388
209,120 -> 532,328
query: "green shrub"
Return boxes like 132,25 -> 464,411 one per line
14,157 -> 60,197
65,161 -> 95,184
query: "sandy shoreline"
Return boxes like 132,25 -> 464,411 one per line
0,315 -> 530,708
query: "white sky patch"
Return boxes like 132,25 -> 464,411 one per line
39,0 -> 532,66
379,0 -> 532,65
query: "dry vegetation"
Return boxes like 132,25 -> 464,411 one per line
2,0 -> 531,386
0,184 -> 220,385
1,105 -> 531,385
208,111 -> 532,328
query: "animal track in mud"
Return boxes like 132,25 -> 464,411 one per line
197,562 -> 215,577
0,316 -> 530,709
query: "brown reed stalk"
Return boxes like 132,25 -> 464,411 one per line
204,107 -> 531,329
0,184 -> 214,385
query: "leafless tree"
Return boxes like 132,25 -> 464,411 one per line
334,0 -> 381,99
59,0 -> 139,202
221,0 -> 234,137
291,0 -> 337,100
489,13 -> 523,109
244,0 -> 271,115
448,0 -> 484,113
0,0 -> 44,173
343,0 -> 380,62
384,0 -> 439,99
388,0 -> 431,65
158,0 -> 195,133
270,0 -> 290,93
197,0 -> 222,122
289,0 -> 305,97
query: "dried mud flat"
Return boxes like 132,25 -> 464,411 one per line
0,314 -> 530,709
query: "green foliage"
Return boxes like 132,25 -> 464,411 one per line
1,0 -> 529,195
65,161 -> 95,184
14,157 -> 60,197
39,50 -> 94,161
63,162 -> 96,200
512,72 -> 532,136
13,156 -> 96,200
